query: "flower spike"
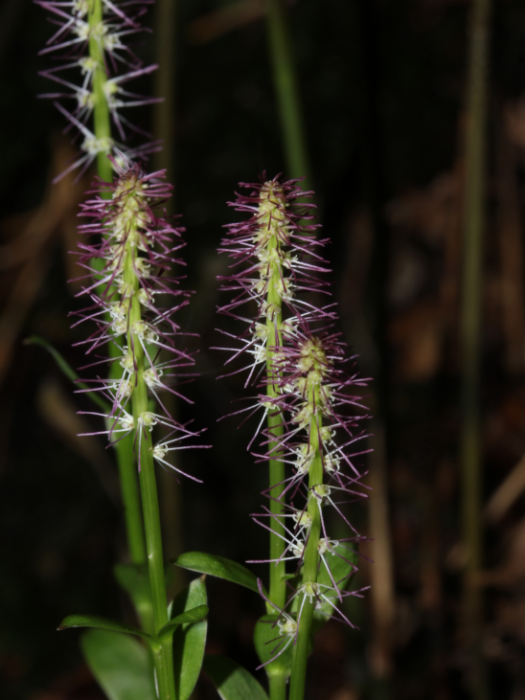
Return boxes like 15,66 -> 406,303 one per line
215,174 -> 372,657
72,161 -> 207,479
36,0 -> 159,180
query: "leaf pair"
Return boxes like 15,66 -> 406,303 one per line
174,546 -> 359,684
60,576 -> 208,700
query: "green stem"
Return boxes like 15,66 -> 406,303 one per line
150,639 -> 176,700
126,244 -> 175,699
264,210 -> 287,700
267,401 -> 285,599
137,445 -> 174,700
117,440 -> 147,565
266,237 -> 285,614
289,392 -> 323,700
88,0 -> 112,183
87,0 -> 147,569
460,0 -> 491,697
264,0 -> 311,187
268,675 -> 288,700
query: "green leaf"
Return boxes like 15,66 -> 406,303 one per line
203,656 -> 269,700
81,630 -> 156,700
313,543 -> 359,625
24,336 -> 109,412
173,552 -> 264,596
157,605 -> 208,644
169,575 -> 208,620
114,563 -> 176,635
254,615 -> 294,680
58,614 -> 151,641
170,576 -> 208,700
114,564 -> 151,618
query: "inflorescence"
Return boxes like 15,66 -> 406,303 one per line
72,161 -> 205,480
36,0 -> 159,179
216,175 -> 371,646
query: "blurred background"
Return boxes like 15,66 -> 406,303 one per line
1,0 -> 525,698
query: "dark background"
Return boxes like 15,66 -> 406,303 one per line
1,0 -> 525,698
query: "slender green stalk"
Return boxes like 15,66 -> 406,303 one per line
266,236 -> 286,613
125,225 -> 175,700
87,0 -> 147,567
88,0 -> 113,183
118,443 -> 147,565
289,389 -> 323,700
264,0 -> 311,188
267,401 -> 286,607
219,179 -> 323,699
260,185 -> 289,700
268,676 -> 287,700
460,0 -> 491,697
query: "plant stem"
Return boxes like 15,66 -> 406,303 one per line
264,0 -> 311,187
460,0 -> 491,696
118,443 -> 147,565
88,0 -> 112,183
138,445 -> 174,700
88,0 -> 147,568
267,404 -> 285,607
268,675 -> 288,700
289,393 -> 323,700
265,213 -> 287,700
266,235 -> 286,613
125,237 -> 175,700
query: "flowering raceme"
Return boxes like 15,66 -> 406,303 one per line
216,175 -> 371,652
216,177 -> 333,384
72,161 -> 204,480
36,0 -> 159,179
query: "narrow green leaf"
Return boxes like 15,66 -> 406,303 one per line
157,605 -> 208,644
113,564 -> 153,631
173,552 -> 265,596
254,615 -> 293,680
59,614 -> 151,641
81,630 -> 156,700
24,336 -> 109,412
114,564 -> 151,606
114,563 -> 176,635
169,575 -> 208,620
171,576 -> 208,700
203,656 -> 269,700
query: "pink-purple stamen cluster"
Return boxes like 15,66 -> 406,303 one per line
72,161 -> 205,481
36,0 -> 159,180
216,175 -> 371,642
